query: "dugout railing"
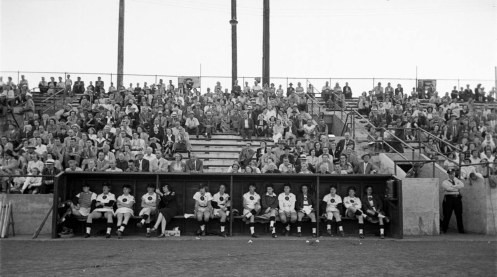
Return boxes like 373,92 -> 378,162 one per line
52,172 -> 403,239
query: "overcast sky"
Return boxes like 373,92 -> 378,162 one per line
1,0 -> 496,94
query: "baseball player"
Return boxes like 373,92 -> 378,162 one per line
115,184 -> 135,239
211,184 -> 231,237
261,184 -> 278,238
362,185 -> 389,239
278,183 -> 297,236
322,185 -> 345,236
137,183 -> 158,237
343,186 -> 367,239
71,183 -> 97,217
242,183 -> 261,238
85,183 -> 116,238
296,184 -> 317,237
193,184 -> 213,236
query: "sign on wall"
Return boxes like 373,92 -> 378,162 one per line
178,76 -> 201,89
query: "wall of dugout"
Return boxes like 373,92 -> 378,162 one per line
52,173 -> 403,239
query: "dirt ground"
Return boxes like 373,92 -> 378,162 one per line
1,236 -> 496,277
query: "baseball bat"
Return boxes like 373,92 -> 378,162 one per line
32,203 -> 54,239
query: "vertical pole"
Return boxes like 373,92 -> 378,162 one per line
417,128 -> 421,156
229,175 -> 233,237
117,0 -> 125,88
315,175 -> 320,237
494,66 -> 497,94
415,66 -> 418,93
432,161 -> 435,178
51,174 -> 60,239
230,0 -> 238,90
262,0 -> 270,86
111,73 -> 113,87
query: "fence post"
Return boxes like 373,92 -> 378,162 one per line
315,175 -> 320,237
432,161 -> 435,178
17,71 -> 20,85
394,162 -> 397,176
417,128 -> 421,156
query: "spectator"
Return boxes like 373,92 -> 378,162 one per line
185,152 -> 204,173
238,142 -> 255,168
135,152 -> 150,172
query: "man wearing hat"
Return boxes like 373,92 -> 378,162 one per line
441,169 -> 465,234
40,158 -> 61,194
354,153 -> 377,174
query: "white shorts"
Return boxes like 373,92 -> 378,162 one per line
76,207 -> 91,217
197,207 -> 210,213
213,208 -> 229,217
139,207 -> 156,216
93,207 -> 114,215
279,210 -> 296,218
115,207 -> 134,216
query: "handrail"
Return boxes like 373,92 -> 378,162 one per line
417,127 -> 463,152
41,88 -> 66,114
41,88 -> 65,103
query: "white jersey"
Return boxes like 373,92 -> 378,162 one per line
343,196 -> 362,210
278,192 -> 296,211
117,194 -> 135,209
94,192 -> 116,212
243,192 -> 260,210
141,192 -> 158,208
212,192 -> 230,208
193,192 -> 213,207
323,193 -> 342,212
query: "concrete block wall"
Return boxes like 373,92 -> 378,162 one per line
0,194 -> 53,236
402,178 -> 440,235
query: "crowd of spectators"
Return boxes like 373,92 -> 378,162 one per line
0,75 -> 361,194
351,81 -> 497,177
2,75 -> 496,194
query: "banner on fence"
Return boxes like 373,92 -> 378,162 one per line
417,79 -> 437,92
178,76 -> 200,89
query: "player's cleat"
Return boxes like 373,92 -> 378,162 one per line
327,229 -> 332,236
146,232 -> 151,238
220,231 -> 227,238
339,230 -> 345,237
136,222 -> 143,228
297,232 -> 302,237
116,230 -> 122,239
359,234 -> 364,239
106,233 -> 111,239
380,234 -> 385,239
312,233 -> 317,238
158,233 -> 165,238
84,233 -> 90,238
251,233 -> 258,238
272,233 -> 277,238
150,227 -> 157,233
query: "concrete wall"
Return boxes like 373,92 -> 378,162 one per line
376,153 -> 407,178
402,178 -> 440,235
0,194 -> 53,236
330,114 -> 345,136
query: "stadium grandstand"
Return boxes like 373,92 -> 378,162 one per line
0,73 -> 496,240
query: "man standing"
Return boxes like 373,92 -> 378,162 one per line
441,169 -> 465,234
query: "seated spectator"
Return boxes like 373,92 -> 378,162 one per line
169,153 -> 186,173
185,152 -> 204,173
66,160 -> 83,172
238,142 -> 255,168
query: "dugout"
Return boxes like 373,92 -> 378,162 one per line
52,173 -> 403,238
